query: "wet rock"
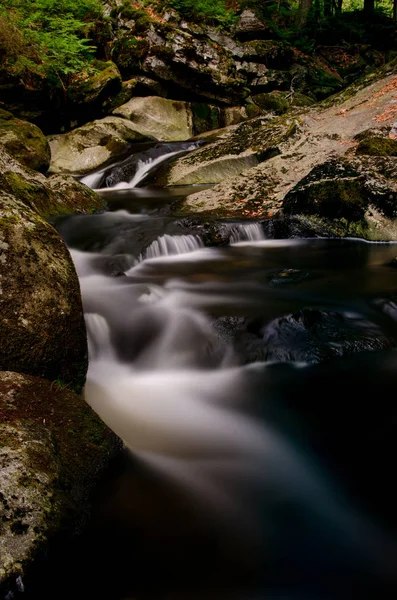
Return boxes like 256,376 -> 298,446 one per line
49,116 -> 153,174
113,96 -> 194,141
0,188 -> 88,389
0,371 -> 120,592
0,109 -> 50,173
216,309 -> 393,365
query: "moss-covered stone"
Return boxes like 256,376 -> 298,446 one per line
0,371 -> 120,592
0,189 -> 88,390
111,34 -> 150,78
46,175 -> 106,216
252,91 -> 290,114
356,129 -> 397,156
0,111 -> 50,173
0,149 -> 104,218
283,159 -> 367,220
282,156 -> 397,240
67,61 -> 122,109
191,103 -> 221,135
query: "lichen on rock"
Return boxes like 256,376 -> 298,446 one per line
0,371 -> 120,593
0,109 -> 50,174
0,189 -> 88,390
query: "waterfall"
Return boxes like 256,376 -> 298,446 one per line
79,142 -> 201,191
136,233 -> 203,262
230,223 -> 265,244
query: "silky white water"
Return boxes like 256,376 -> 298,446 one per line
71,234 -> 396,597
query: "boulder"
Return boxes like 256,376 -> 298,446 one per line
113,96 -> 194,141
156,115 -> 297,186
234,9 -> 274,41
0,189 -> 88,389
0,109 -> 50,173
67,62 -> 121,106
282,156 -> 397,240
139,29 -> 247,105
0,371 -> 120,593
0,149 -> 104,218
355,127 -> 397,156
67,61 -> 122,121
242,40 -> 294,69
49,116 -> 153,174
252,91 -> 290,115
46,175 -> 106,216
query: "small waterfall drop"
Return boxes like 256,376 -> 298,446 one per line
230,222 -> 265,244
80,142 -> 201,191
137,233 -> 203,262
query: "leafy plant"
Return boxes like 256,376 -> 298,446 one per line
160,0 -> 238,27
0,0 -> 103,87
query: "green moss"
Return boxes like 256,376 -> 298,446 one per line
356,133 -> 397,157
252,91 -> 290,115
111,35 -> 149,77
284,178 -> 368,221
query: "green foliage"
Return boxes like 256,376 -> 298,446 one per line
163,0 -> 238,27
0,0 -> 103,86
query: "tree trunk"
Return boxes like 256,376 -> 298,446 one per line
394,0 -> 397,21
364,0 -> 374,15
298,0 -> 313,28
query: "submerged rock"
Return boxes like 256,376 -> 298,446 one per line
216,309 -> 393,365
0,371 -> 120,593
0,189 -> 88,389
113,96 -> 194,141
0,109 -> 50,173
49,116 -> 153,174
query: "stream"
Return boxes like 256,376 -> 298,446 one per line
30,143 -> 397,599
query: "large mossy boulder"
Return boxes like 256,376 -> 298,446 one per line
0,149 -> 105,218
113,96 -> 194,141
355,127 -> 397,156
0,371 -> 120,593
282,156 -> 397,240
49,116 -> 153,174
0,190 -> 88,389
0,109 -> 50,173
67,61 -> 122,122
